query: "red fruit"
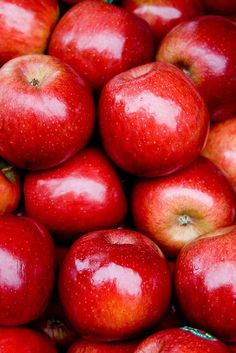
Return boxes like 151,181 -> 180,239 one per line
0,160 -> 20,214
99,62 -> 209,177
0,215 -> 55,325
0,54 -> 95,170
68,339 -> 137,353
0,327 -> 57,353
132,156 -> 236,257
33,298 -> 78,349
49,0 -> 154,91
229,344 -> 236,352
176,225 -> 236,341
59,229 -> 171,341
156,16 -> 236,121
122,0 -> 203,43
202,116 -> 236,192
0,0 -> 59,66
24,148 -> 127,242
134,327 -> 230,353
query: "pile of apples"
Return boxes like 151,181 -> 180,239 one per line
0,0 -> 236,352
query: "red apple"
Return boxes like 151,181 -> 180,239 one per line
49,0 -> 154,91
201,0 -> 236,15
0,0 -> 59,66
24,147 -> 127,242
68,339 -> 138,353
121,0 -> 203,43
229,344 -> 236,352
0,159 -> 20,214
132,156 -> 236,257
0,327 -> 57,353
99,61 -> 209,177
176,225 -> 236,341
33,297 -> 78,349
134,327 -> 231,352
202,116 -> 236,192
0,54 -> 95,170
0,215 -> 55,325
156,16 -> 236,121
59,229 -> 171,341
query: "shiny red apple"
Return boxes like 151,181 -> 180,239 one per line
0,215 -> 55,325
59,229 -> 171,341
49,0 -> 154,91
24,147 -> 127,242
0,54 -> 95,170
134,327 -> 231,353
99,61 -> 209,177
0,159 -> 20,214
202,116 -> 236,192
0,327 -> 57,353
0,0 -> 59,66
121,0 -> 203,43
176,225 -> 236,341
156,16 -> 236,121
68,339 -> 138,353
132,156 -> 236,257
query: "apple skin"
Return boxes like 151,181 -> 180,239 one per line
24,147 -> 127,242
176,225 -> 236,342
121,0 -> 203,43
99,62 -> 209,177
134,327 -> 231,353
156,16 -> 236,121
0,327 -> 57,353
202,116 -> 236,192
68,339 -> 138,353
49,0 -> 154,91
0,160 -> 20,214
132,156 -> 236,257
59,229 -> 171,341
0,0 -> 59,66
0,54 -> 95,170
202,0 -> 236,15
0,215 -> 55,325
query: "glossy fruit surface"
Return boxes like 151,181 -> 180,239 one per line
157,16 -> 236,121
0,215 -> 55,325
24,147 -> 127,241
0,54 -> 95,170
99,61 -> 209,177
134,327 -> 230,352
68,339 -> 137,352
0,0 -> 59,66
0,160 -> 20,214
49,0 -> 154,91
202,116 -> 236,192
59,229 -> 171,341
132,156 -> 236,257
0,327 -> 57,353
122,0 -> 203,43
176,226 -> 236,341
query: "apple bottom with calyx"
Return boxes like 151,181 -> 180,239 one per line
132,156 -> 236,257
134,327 -> 230,352
68,339 -> 138,353
59,229 -> 171,341
0,327 -> 57,353
176,225 -> 236,341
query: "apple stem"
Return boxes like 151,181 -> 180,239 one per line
30,78 -> 40,87
178,214 -> 192,226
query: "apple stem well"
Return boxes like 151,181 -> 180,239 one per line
178,214 -> 192,226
